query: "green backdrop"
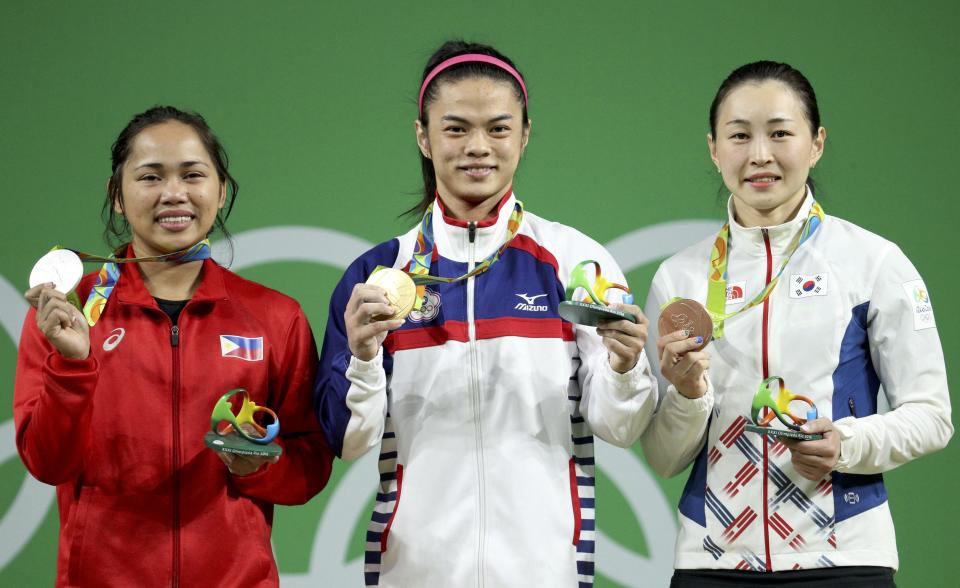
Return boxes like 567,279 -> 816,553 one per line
1,1 -> 956,585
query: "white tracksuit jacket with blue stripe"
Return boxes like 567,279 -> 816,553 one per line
641,193 -> 953,572
315,192 -> 657,587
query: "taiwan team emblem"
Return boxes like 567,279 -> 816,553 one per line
789,274 -> 828,299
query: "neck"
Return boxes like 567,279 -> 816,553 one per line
732,190 -> 806,228
437,185 -> 510,223
131,243 -> 205,300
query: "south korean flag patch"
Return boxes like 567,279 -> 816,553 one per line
790,274 -> 828,298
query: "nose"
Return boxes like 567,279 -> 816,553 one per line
750,136 -> 773,166
465,129 -> 491,157
159,177 -> 189,203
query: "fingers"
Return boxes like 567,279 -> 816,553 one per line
347,283 -> 390,315
24,283 -> 55,309
659,335 -> 706,369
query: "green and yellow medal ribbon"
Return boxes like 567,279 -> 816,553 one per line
56,240 -> 212,326
705,201 -> 824,339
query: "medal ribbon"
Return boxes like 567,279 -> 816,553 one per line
401,199 -> 524,307
72,240 -> 212,326
705,201 -> 824,338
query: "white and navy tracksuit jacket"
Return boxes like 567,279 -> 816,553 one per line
641,193 -> 953,572
316,192 -> 657,587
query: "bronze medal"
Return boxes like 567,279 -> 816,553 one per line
658,298 -> 713,351
366,268 -> 417,321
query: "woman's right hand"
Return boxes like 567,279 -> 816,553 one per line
657,330 -> 710,399
26,283 -> 90,360
345,283 -> 405,362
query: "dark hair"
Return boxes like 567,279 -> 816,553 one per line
410,40 -> 529,216
103,106 -> 239,247
709,61 -> 821,195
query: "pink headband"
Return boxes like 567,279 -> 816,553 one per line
418,53 -> 529,116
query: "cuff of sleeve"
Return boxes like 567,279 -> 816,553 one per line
833,417 -> 860,471
600,349 -> 649,396
46,352 -> 98,374
348,348 -> 383,374
663,378 -> 714,415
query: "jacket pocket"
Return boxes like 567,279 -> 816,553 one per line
380,464 -> 404,553
568,457 -> 581,546
66,485 -> 94,586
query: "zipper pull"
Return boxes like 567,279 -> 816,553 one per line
848,397 -> 855,416
171,325 -> 180,347
468,221 -> 477,244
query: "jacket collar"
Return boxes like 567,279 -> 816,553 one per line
726,188 -> 815,255
113,244 -> 228,307
430,189 -> 518,263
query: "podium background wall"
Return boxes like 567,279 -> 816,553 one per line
1,1 -> 956,585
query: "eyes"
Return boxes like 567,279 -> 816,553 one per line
137,169 -> 209,182
728,130 -> 794,141
442,124 -> 512,136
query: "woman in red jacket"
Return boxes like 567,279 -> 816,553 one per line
14,106 -> 333,587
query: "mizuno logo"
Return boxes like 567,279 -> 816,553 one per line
514,293 -> 548,312
102,328 -> 125,352
516,293 -> 547,305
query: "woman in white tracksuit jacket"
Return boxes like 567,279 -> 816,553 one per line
315,40 -> 657,587
642,61 -> 952,587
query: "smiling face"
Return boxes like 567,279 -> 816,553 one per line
708,80 -> 825,227
114,121 -> 225,257
416,76 -> 529,219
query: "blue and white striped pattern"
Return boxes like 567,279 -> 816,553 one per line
568,360 -> 596,587
364,417 -> 400,586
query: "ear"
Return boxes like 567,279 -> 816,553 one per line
520,119 -> 532,156
810,126 -> 826,168
109,179 -> 124,214
218,182 -> 227,209
707,133 -> 720,172
415,119 -> 431,159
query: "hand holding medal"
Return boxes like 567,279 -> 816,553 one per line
656,298 -> 712,399
26,249 -> 89,360
345,268 -> 412,362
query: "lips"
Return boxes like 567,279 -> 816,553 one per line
745,173 -> 781,187
459,164 -> 496,179
156,210 -> 196,231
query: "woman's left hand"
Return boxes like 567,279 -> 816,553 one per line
782,418 -> 841,481
215,423 -> 280,476
596,303 -> 648,374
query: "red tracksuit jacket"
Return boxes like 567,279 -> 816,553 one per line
14,255 -> 333,587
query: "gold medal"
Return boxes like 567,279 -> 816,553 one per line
366,268 -> 417,321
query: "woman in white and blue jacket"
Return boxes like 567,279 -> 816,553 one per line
643,61 -> 953,588
314,40 -> 657,587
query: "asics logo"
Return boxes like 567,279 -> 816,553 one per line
515,293 -> 548,312
102,328 -> 126,351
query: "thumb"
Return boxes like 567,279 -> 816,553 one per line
800,417 -> 832,434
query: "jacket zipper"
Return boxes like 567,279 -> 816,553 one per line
466,221 -> 486,588
760,229 -> 773,572
170,323 -> 182,587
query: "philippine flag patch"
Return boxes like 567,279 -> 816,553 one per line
220,335 -> 264,361
789,274 -> 828,299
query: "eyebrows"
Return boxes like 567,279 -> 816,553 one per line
440,113 -> 514,125
725,117 -> 795,126
133,160 -> 211,171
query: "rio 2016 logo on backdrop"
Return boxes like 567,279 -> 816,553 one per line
0,219 -> 719,587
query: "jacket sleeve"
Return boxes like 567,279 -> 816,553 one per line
639,266 -> 713,478
14,309 -> 99,485
315,254 -> 390,461
577,248 -> 658,448
833,246 -> 953,474
231,307 -> 334,505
